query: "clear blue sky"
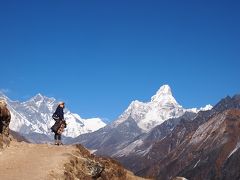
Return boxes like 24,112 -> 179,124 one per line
0,0 -> 239,121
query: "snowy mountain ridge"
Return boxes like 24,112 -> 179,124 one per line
0,93 -> 106,141
114,85 -> 212,132
73,84 -> 212,158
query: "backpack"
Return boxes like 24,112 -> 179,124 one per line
51,120 -> 66,133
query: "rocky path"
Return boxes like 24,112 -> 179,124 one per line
0,141 -> 75,180
0,141 -> 149,180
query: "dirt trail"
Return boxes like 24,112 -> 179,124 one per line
0,141 -> 150,180
0,141 -> 75,180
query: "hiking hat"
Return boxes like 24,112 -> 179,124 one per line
58,101 -> 65,105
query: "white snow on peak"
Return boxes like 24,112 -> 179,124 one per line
64,113 -> 106,138
150,84 -> 182,108
150,85 -> 182,107
0,93 -> 106,140
30,93 -> 44,101
83,118 -> 107,132
114,85 -> 211,132
151,85 -> 172,101
186,104 -> 213,113
200,104 -> 213,111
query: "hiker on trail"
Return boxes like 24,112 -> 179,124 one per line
51,102 -> 66,145
0,100 -> 11,137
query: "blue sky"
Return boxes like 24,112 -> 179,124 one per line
0,0 -> 239,121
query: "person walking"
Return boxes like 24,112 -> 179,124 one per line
51,102 -> 66,145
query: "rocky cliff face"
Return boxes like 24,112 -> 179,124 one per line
121,95 -> 240,180
221,145 -> 240,180
154,109 -> 240,180
59,144 -> 148,180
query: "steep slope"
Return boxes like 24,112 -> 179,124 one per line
0,93 -> 106,142
177,109 -> 240,180
131,95 -> 240,180
113,112 -> 197,169
221,145 -> 240,180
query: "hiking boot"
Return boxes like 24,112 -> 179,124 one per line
59,141 -> 63,146
54,140 -> 59,145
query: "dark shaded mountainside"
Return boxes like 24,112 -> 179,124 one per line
118,95 -> 240,180
75,94 -> 240,180
72,116 -> 143,156
0,132 -> 148,180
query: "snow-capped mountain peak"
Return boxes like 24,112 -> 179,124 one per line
114,85 -> 210,132
151,85 -> 180,107
187,104 -> 213,113
126,100 -> 143,111
28,93 -> 54,103
200,104 -> 213,111
34,93 -> 44,99
0,93 -> 106,142
153,84 -> 172,97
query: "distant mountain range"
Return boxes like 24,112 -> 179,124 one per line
70,86 -> 240,180
0,92 -> 106,143
72,85 -> 212,157
4,85 -> 240,179
0,85 -> 211,144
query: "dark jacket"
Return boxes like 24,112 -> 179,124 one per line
54,105 -> 64,120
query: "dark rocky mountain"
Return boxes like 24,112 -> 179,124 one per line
72,116 -> 143,156
221,146 -> 240,180
113,112 -> 196,157
175,109 -> 240,180
213,95 -> 240,112
113,112 -> 197,171
117,95 -> 240,180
